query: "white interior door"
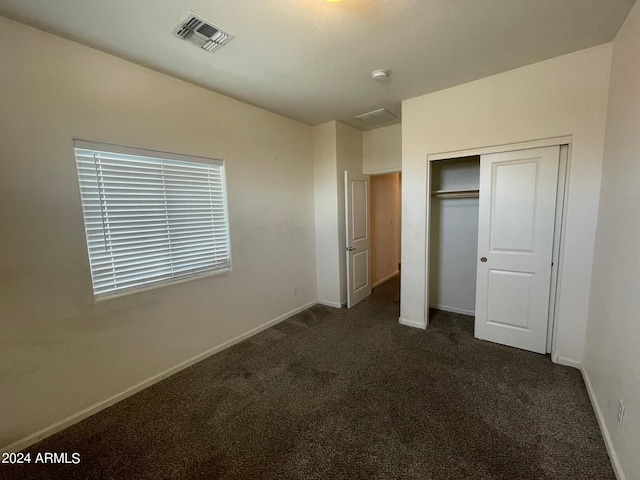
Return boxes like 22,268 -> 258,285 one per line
474,146 -> 560,354
345,171 -> 371,308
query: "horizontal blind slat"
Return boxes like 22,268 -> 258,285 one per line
90,245 -> 229,269
92,256 -> 228,283
86,232 -> 229,250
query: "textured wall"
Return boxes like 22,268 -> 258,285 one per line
363,125 -> 402,175
583,2 -> 640,477
336,122 -> 364,305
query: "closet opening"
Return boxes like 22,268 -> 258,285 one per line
426,142 -> 569,356
428,156 -> 480,326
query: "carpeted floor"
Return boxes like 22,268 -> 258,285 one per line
4,277 -> 614,479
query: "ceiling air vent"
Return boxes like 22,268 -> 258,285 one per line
354,108 -> 398,125
173,11 -> 233,53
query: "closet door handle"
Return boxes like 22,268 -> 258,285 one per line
480,257 -> 487,263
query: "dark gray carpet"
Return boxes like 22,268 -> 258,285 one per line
4,277 -> 614,479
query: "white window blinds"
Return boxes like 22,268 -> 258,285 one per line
74,140 -> 231,299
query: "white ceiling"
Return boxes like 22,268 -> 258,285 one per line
0,0 -> 635,130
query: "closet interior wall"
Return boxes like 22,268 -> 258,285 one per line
429,156 -> 480,316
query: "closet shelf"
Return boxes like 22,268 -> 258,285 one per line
431,189 -> 479,199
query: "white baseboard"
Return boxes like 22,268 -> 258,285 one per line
399,317 -> 426,330
0,300 -> 317,455
551,353 -> 581,369
372,270 -> 400,288
317,300 -> 343,308
581,367 -> 626,480
429,304 -> 475,317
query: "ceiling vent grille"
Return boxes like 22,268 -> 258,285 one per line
354,108 -> 398,125
173,11 -> 233,53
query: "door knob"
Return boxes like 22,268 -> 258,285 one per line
480,257 -> 487,263
347,246 -> 356,251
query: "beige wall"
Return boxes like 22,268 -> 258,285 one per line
363,124 -> 402,174
312,121 -> 363,307
583,2 -> 640,477
336,122 -> 364,304
401,44 -> 611,364
370,173 -> 401,287
313,122 -> 341,306
0,17 -> 317,449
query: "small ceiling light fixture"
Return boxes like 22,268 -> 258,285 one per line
371,69 -> 389,82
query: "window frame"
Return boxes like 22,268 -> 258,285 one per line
74,139 -> 232,301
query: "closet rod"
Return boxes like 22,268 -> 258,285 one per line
431,189 -> 479,199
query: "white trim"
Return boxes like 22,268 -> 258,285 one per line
372,270 -> 400,288
581,367 -> 626,480
546,145 -> 569,352
363,166 -> 402,175
429,304 -> 475,317
549,142 -> 573,359
551,354 -> 581,369
317,300 -> 343,308
427,135 -> 573,161
424,160 -> 433,328
399,317 -> 427,329
0,300 -> 317,455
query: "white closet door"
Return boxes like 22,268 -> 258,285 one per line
474,146 -> 560,354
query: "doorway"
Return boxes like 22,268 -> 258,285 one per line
370,172 -> 402,295
426,141 -> 569,355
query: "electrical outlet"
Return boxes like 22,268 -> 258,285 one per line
617,399 -> 625,428
292,286 -> 298,296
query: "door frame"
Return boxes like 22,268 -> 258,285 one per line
369,171 -> 402,289
345,171 -> 372,308
425,135 -> 572,359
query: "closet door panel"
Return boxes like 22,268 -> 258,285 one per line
474,146 -> 559,354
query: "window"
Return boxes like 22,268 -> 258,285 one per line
74,140 -> 231,299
